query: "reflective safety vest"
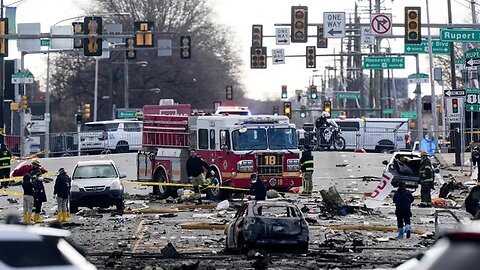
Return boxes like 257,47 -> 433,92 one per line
300,156 -> 314,173
0,150 -> 11,170
419,159 -> 434,183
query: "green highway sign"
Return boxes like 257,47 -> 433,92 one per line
455,58 -> 465,69
440,29 -> 480,42
331,111 -> 342,118
40,39 -> 51,47
400,111 -> 417,119
363,56 -> 405,70
466,104 -> 480,112
116,111 -> 138,119
404,40 -> 450,54
336,92 -> 360,100
466,88 -> 480,112
11,72 -> 34,84
383,108 -> 395,114
407,73 -> 429,84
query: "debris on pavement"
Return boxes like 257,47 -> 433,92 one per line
216,200 -> 230,210
6,198 -> 18,204
161,242 -> 180,258
266,190 -> 280,199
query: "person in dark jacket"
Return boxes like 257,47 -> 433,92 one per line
465,183 -> 480,218
0,143 -> 11,188
393,182 -> 415,238
32,172 -> 47,223
186,149 -> 210,203
472,146 -> 480,181
21,174 -> 34,224
54,168 -> 71,222
418,151 -> 434,207
300,145 -> 314,195
249,174 -> 266,201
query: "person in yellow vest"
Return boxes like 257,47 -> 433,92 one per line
300,145 -> 314,195
0,143 -> 11,188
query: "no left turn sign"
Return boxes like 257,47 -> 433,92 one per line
370,13 -> 392,36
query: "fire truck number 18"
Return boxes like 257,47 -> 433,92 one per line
265,156 -> 276,165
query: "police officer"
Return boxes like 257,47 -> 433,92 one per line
186,149 -> 210,203
0,143 -> 11,188
54,168 -> 71,222
31,167 -> 47,223
300,145 -> 314,195
419,151 -> 434,207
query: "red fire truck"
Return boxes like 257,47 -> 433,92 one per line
137,101 -> 302,200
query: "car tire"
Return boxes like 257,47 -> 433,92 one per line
116,200 -> 125,214
152,170 -> 170,199
206,169 -> 227,201
115,141 -> 129,153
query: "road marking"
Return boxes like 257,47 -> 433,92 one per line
132,219 -> 146,253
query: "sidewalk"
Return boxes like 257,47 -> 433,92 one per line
436,152 -> 474,183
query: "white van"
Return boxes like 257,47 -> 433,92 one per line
80,120 -> 142,154
334,118 -> 410,152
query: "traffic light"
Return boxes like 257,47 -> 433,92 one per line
323,100 -> 331,113
75,113 -> 82,125
72,22 -> 83,49
310,85 -> 318,99
291,6 -> 308,43
250,47 -> 267,69
226,85 -> 233,100
20,95 -> 27,110
300,105 -> 307,118
252,24 -> 263,47
126,37 -> 136,60
452,98 -> 459,113
306,46 -> 316,68
273,105 -> 279,115
83,16 -> 103,56
317,26 -> 327,48
83,103 -> 91,120
0,18 -> 8,57
281,85 -> 288,99
283,102 -> 292,119
405,7 -> 421,44
297,93 -> 301,103
134,21 -> 154,47
180,36 -> 191,59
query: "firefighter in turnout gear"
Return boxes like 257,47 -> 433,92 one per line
419,151 -> 434,207
186,149 -> 210,204
0,143 -> 11,188
300,145 -> 314,195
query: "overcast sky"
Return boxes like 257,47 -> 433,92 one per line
8,0 -> 476,100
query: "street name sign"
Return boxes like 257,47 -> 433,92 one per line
400,111 -> 417,119
272,49 -> 285,65
465,48 -> 480,67
336,92 -> 360,100
275,28 -> 290,45
466,88 -> 480,112
440,29 -> 480,42
446,97 -> 464,123
455,58 -> 465,69
11,72 -> 34,84
370,13 -> 392,36
407,73 -> 429,84
323,12 -> 346,38
360,27 -> 374,45
40,39 -> 50,47
444,89 -> 466,97
404,40 -> 450,54
117,111 -> 138,119
363,56 -> 405,69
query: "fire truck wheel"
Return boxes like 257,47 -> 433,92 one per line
153,171 -> 170,198
206,171 -> 227,201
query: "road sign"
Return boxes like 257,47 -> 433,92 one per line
11,72 -> 34,84
275,27 -> 290,45
363,56 -> 405,69
117,110 -> 139,119
446,97 -> 464,123
400,111 -> 417,119
336,92 -> 360,100
383,108 -> 395,114
444,89 -> 466,97
466,88 -> 480,112
407,73 -> 429,84
465,48 -> 480,67
360,27 -> 374,45
370,13 -> 392,36
323,12 -> 346,38
440,29 -> 480,42
272,49 -> 285,65
404,40 -> 450,54
40,39 -> 50,47
455,58 -> 465,69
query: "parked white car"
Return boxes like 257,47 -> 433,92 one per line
0,224 -> 96,269
79,120 -> 142,154
70,160 -> 126,213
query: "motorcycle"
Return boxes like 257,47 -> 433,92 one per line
322,126 -> 346,151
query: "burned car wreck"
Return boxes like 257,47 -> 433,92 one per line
225,201 -> 309,254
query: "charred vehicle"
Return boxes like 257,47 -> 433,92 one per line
225,201 -> 309,253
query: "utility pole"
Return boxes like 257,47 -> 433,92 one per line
426,0 -> 439,140
0,0 -> 4,144
375,0 -> 382,118
416,55 -> 424,141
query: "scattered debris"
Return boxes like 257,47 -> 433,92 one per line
335,164 -> 348,167
180,222 -> 227,230
6,198 -> 18,204
161,242 -> 180,258
76,209 -> 103,218
216,200 -> 230,210
266,190 -> 279,199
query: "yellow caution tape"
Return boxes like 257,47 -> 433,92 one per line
0,189 -> 23,196
0,173 -> 57,183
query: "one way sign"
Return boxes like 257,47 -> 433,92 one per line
444,89 -> 466,97
272,49 -> 285,65
275,28 -> 290,45
323,12 -> 345,38
466,58 -> 480,67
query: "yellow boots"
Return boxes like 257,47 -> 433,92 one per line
55,212 -> 70,222
33,213 -> 42,223
23,213 -> 34,224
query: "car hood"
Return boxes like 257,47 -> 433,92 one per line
72,177 -> 119,188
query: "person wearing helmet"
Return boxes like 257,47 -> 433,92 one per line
418,151 -> 434,207
12,159 -> 47,177
300,145 -> 314,195
315,112 -> 333,149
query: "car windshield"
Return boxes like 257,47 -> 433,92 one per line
232,128 -> 267,151
73,164 -> 118,179
267,128 -> 297,150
